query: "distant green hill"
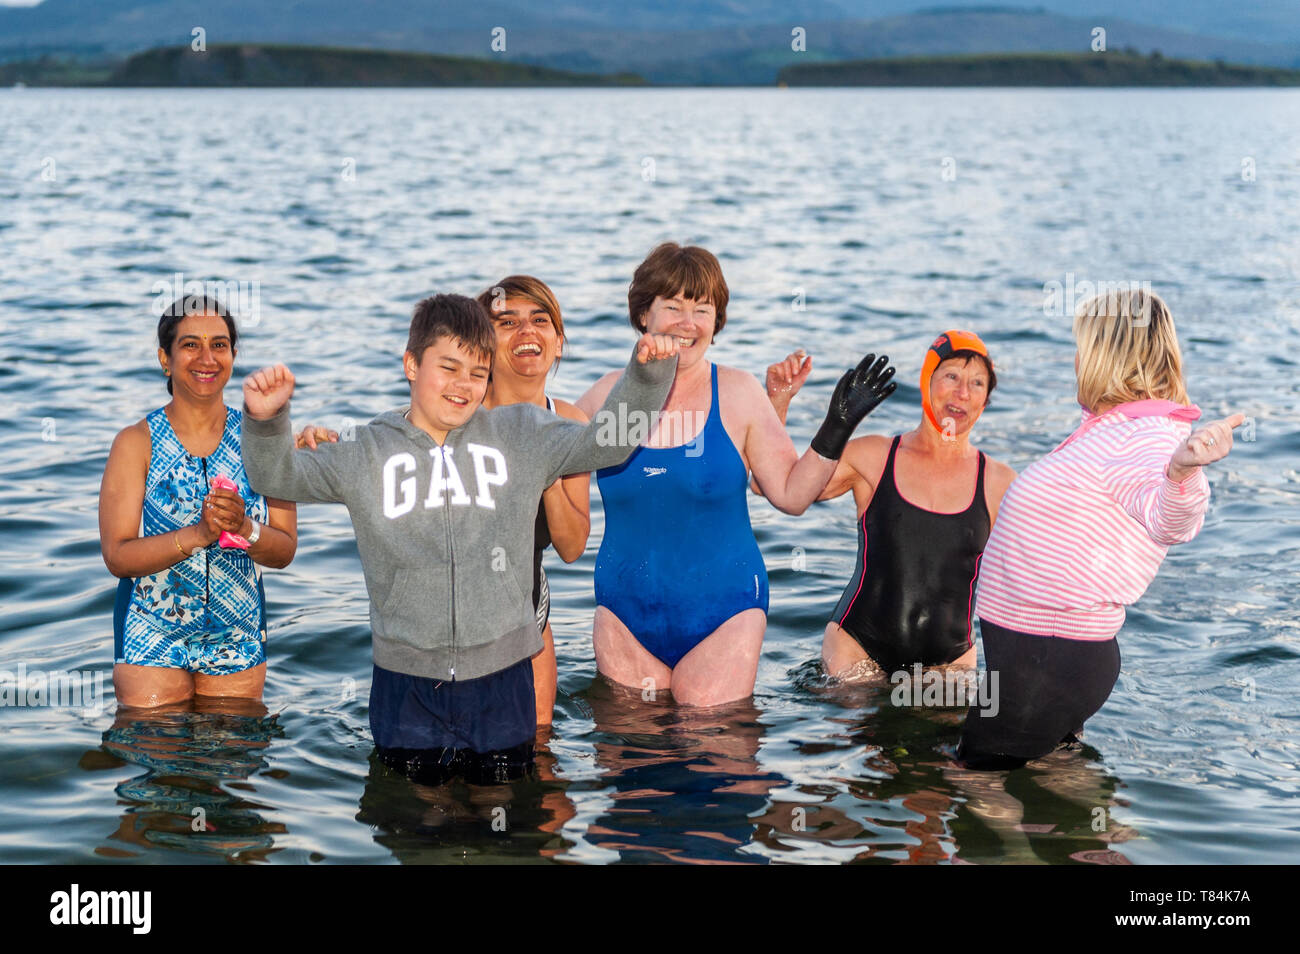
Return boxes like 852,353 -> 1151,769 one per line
1,55 -> 116,86
5,3 -> 1300,85
778,51 -> 1300,86
103,44 -> 646,87
8,45 -> 1300,89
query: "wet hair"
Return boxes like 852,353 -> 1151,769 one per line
406,294 -> 496,366
627,242 -> 729,338
157,294 -> 236,395
1073,287 -> 1188,411
938,349 -> 998,406
476,275 -> 565,373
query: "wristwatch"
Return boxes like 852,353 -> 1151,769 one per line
246,520 -> 262,545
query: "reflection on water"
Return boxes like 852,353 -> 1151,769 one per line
945,751 -> 1135,865
79,679 -> 1135,864
571,679 -> 785,864
750,663 -> 1133,864
85,698 -> 285,862
357,737 -> 577,864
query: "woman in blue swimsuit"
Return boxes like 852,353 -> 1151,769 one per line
575,243 -> 896,706
99,296 -> 299,708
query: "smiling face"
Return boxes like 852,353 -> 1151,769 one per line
489,296 -> 562,381
928,355 -> 990,437
640,292 -> 715,369
158,311 -> 235,399
403,335 -> 491,442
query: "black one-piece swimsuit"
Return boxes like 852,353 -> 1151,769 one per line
831,436 -> 990,672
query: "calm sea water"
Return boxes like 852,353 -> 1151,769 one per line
1,88 -> 1297,864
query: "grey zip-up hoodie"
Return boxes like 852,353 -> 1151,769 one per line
242,344 -> 676,681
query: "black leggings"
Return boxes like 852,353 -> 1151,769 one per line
957,619 -> 1120,771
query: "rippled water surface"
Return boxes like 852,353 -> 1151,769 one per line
1,88 -> 1298,864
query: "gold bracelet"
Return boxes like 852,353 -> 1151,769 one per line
174,531 -> 188,557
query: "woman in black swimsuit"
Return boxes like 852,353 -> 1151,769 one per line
766,331 -> 1018,680
476,276 -> 588,727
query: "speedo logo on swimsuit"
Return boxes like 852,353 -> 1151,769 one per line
382,444 -> 507,518
643,467 -> 668,477
49,884 -> 151,934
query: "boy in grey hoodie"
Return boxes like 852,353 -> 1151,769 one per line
241,294 -> 679,784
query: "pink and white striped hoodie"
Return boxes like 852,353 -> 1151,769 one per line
974,399 -> 1210,641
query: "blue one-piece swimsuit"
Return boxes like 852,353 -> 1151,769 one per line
595,363 -> 769,668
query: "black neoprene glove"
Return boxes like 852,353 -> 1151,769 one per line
810,353 -> 897,459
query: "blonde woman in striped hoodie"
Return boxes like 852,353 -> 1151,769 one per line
958,288 -> 1244,770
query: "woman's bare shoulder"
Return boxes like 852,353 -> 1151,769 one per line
983,455 -> 1018,493
552,396 -> 589,424
845,432 -> 894,459
586,368 -> 623,398
103,418 -> 152,488
573,369 -> 623,417
985,455 -> 1017,480
111,418 -> 152,454
715,363 -> 768,408
843,432 -> 893,476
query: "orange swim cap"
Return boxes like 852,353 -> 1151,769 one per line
920,330 -> 992,433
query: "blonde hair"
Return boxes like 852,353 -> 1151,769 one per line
1072,287 -> 1189,411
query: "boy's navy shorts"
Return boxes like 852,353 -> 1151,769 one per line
369,658 -> 536,785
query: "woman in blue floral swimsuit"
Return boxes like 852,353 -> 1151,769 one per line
99,295 -> 298,707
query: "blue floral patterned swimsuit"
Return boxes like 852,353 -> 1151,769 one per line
113,405 -> 269,675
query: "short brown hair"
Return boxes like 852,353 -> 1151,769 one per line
406,294 -> 495,365
627,242 -> 729,338
477,275 -> 565,369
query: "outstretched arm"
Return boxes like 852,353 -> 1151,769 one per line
745,374 -> 837,515
241,364 -> 352,504
1111,413 -> 1241,546
752,349 -> 858,502
749,353 -> 897,514
1166,414 -> 1243,484
543,334 -> 680,484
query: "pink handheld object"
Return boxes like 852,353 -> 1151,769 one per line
209,475 -> 250,549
